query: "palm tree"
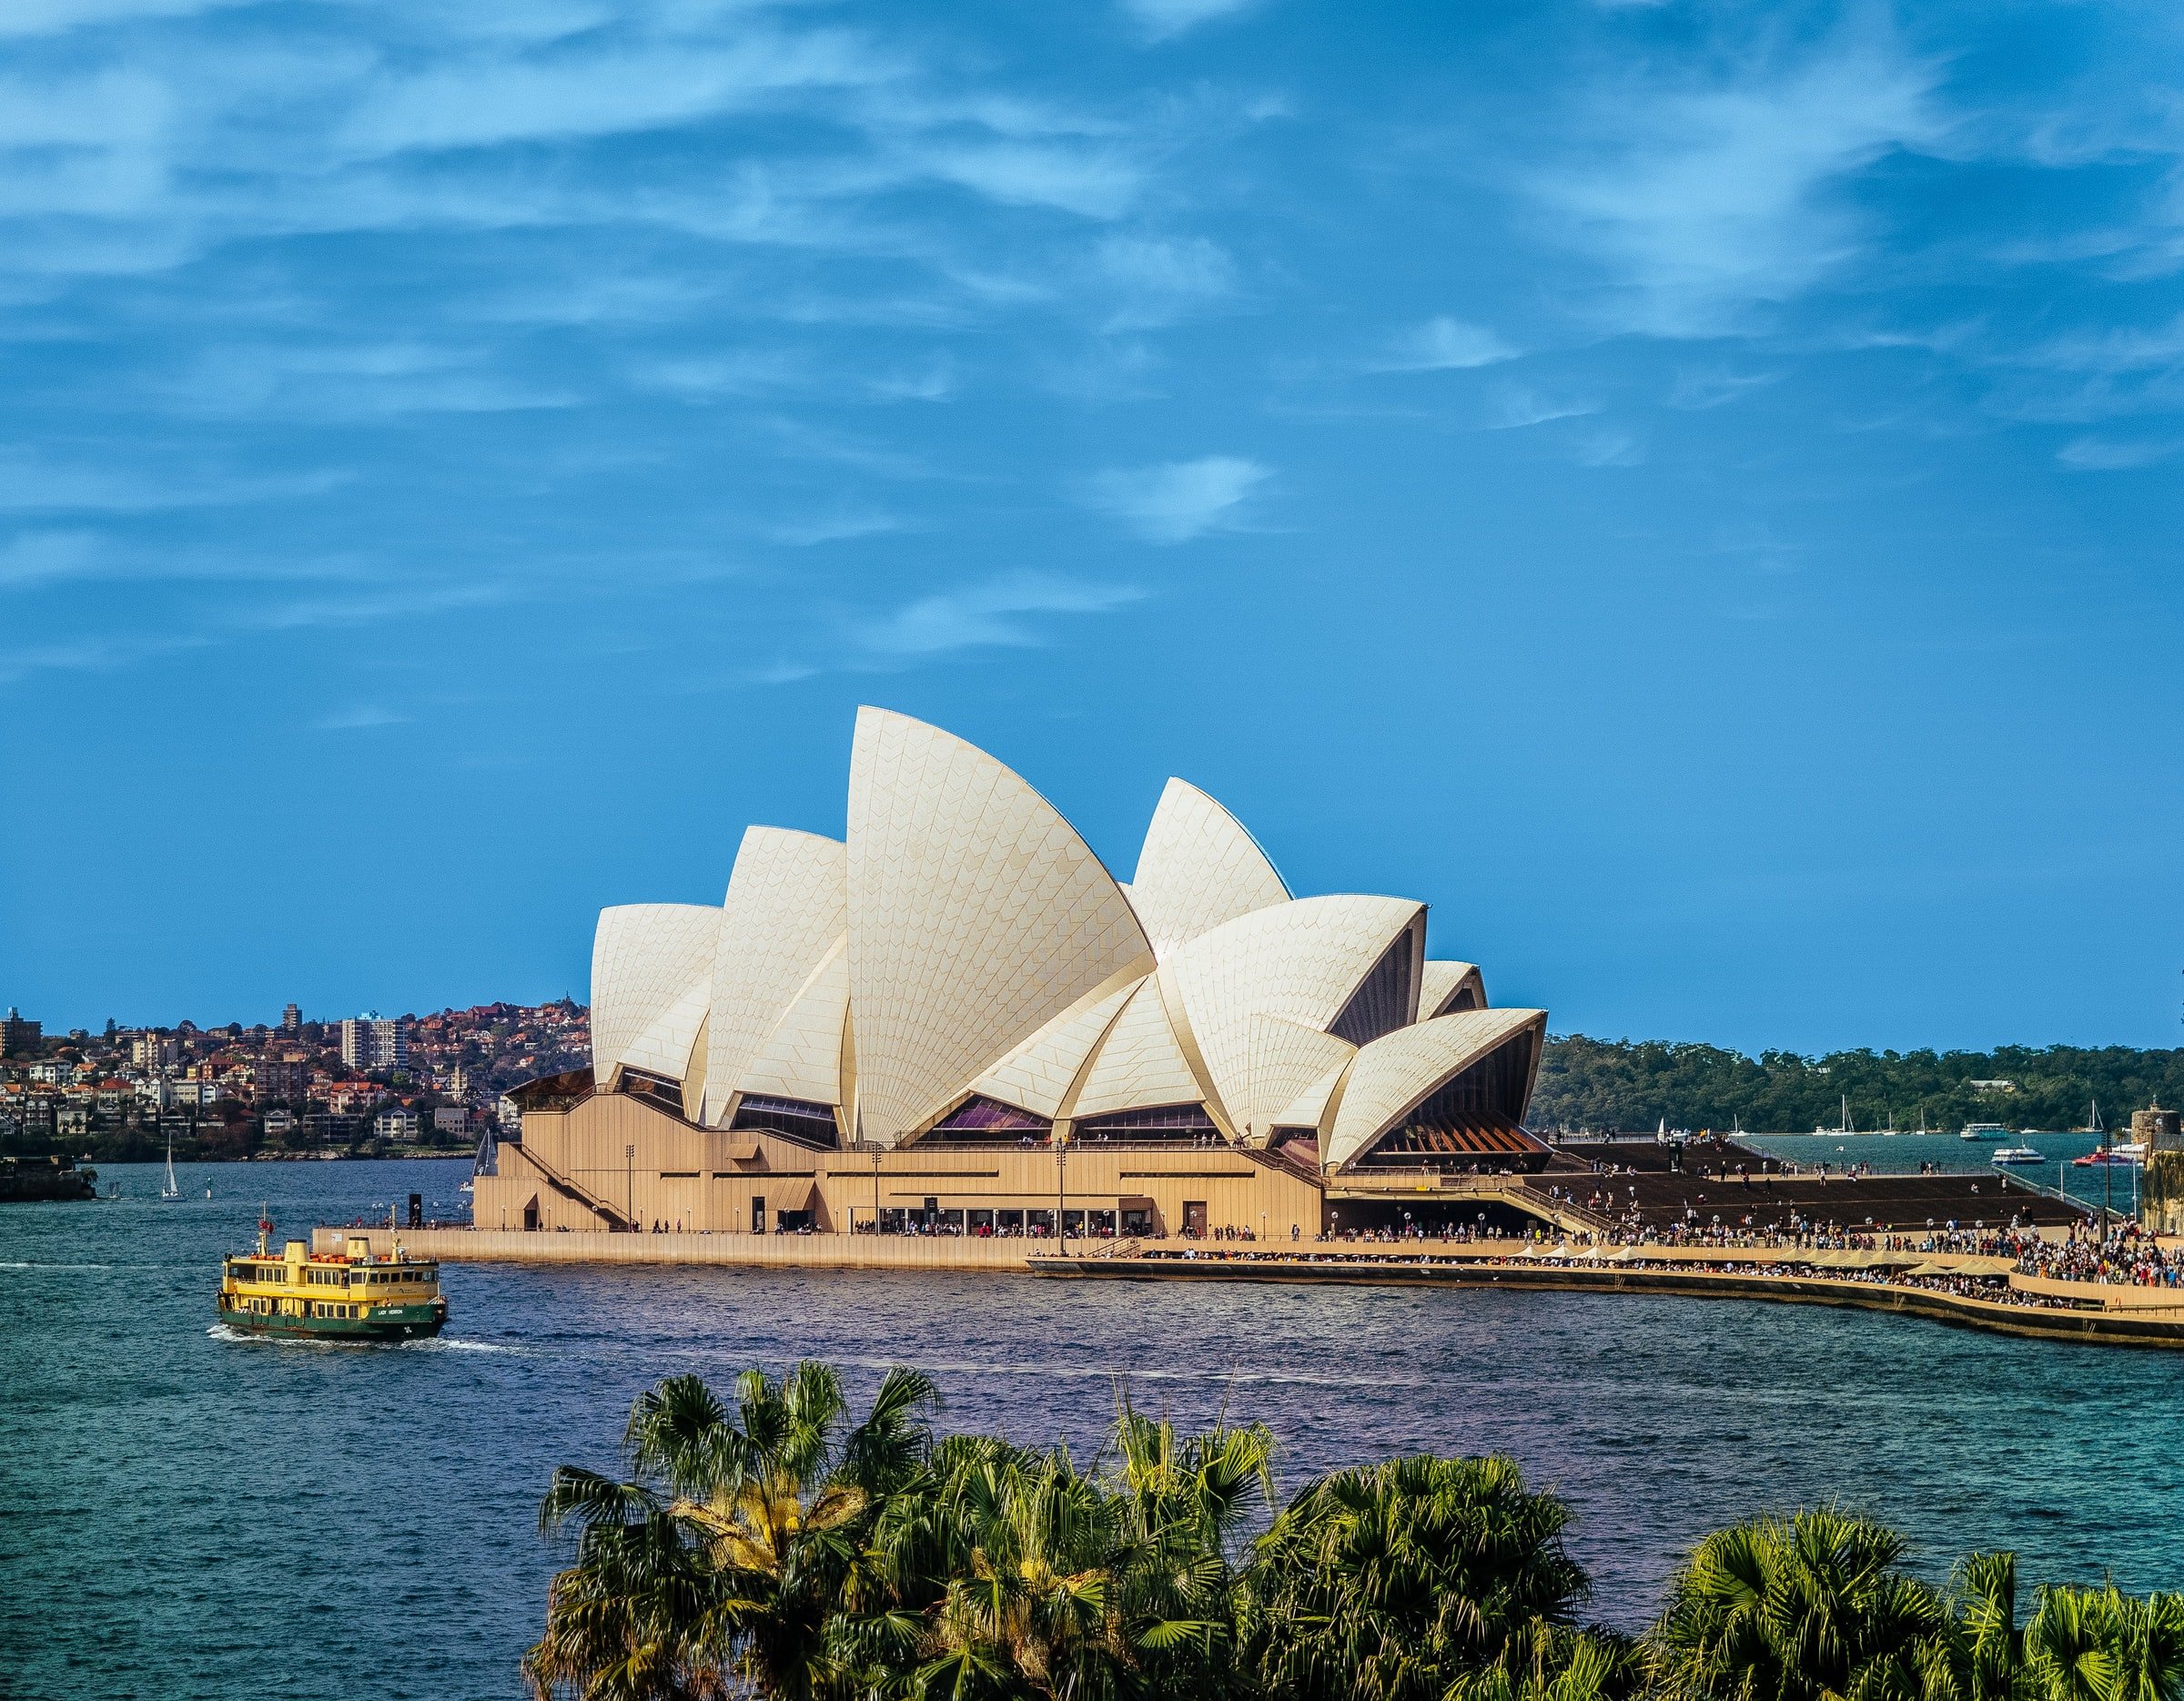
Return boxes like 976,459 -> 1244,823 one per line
1647,1508 -> 1951,1701
869,1407 -> 1275,1701
2098,1587 -> 2184,1701
1243,1452 -> 1599,1701
526,1362 -> 936,1701
2022,1585 -> 2184,1701
1954,1552 -> 2025,1701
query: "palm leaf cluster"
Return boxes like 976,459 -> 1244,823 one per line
527,1362 -> 2184,1701
1650,1514 -> 2184,1701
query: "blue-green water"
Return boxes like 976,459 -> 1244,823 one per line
6,1159 -> 2181,1701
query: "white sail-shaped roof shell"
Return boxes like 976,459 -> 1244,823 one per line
703,827 -> 847,1125
736,938 -> 850,1111
1128,778 -> 1289,961
591,903 -> 721,1088
619,977 -> 713,1086
1323,1008 -> 1547,1171
1067,973 -> 1208,1119
969,976 -> 1138,1119
1167,895 -> 1422,1139
846,708 -> 1155,1144
1418,959 -> 1487,1019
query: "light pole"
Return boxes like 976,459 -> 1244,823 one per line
1056,1129 -> 1068,1252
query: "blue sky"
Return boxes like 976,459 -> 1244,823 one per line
3,0 -> 2181,1052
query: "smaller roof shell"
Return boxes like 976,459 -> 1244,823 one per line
1167,894 -> 1422,1138
1127,778 -> 1289,960
1323,1008 -> 1548,1172
591,903 -> 720,1088
1417,960 -> 1487,1019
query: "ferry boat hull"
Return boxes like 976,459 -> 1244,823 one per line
215,1294 -> 446,1342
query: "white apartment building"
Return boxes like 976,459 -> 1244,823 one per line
340,1015 -> 410,1071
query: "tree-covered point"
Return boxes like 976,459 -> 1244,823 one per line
527,1362 -> 2184,1701
1531,1037 -> 2184,1136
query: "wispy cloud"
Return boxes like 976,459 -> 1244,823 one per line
2056,435 -> 2183,471
334,35 -> 895,159
855,572 -> 1141,656
1096,234 -> 1235,329
1376,316 -> 1520,371
1118,0 -> 1261,44
165,342 -> 577,420
1527,26 -> 1944,334
1085,455 -> 1269,542
0,630 -> 206,685
768,510 -> 902,547
1572,427 -> 1644,467
0,529 -> 100,588
0,0 -> 242,38
1486,389 -> 1597,430
313,703 -> 409,731
0,455 -> 345,513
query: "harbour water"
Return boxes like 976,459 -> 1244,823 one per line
6,1158 -> 2181,1701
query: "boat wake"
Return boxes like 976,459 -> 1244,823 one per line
400,1336 -> 526,1354
0,1261 -> 115,1271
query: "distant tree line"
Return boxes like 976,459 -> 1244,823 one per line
1532,1036 -> 2184,1136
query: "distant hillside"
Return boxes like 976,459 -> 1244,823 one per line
1531,1035 -> 2184,1135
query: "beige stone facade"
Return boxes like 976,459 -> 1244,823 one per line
473,1084 -> 1324,1242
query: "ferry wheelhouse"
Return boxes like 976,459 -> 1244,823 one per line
217,1216 -> 447,1342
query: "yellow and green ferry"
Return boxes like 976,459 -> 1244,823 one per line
217,1215 -> 447,1342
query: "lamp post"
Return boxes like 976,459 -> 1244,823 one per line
1056,1129 -> 1069,1252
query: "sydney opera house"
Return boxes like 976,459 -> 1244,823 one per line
473,708 -> 1547,1243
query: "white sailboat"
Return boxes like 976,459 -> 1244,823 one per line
159,1131 -> 181,1200
460,1124 -> 499,1195
1815,1094 -> 1853,1136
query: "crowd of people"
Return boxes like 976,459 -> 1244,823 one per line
2015,1222 -> 2181,1287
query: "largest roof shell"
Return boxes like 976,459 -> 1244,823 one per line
845,707 -> 1154,1144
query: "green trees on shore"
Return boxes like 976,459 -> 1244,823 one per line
1532,1038 -> 2184,1136
527,1364 -> 2184,1701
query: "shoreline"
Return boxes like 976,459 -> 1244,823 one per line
315,1225 -> 2184,1351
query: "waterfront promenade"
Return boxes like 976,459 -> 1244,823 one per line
318,1220 -> 2184,1349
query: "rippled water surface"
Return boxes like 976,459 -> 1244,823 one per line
6,1159 -> 2181,1701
